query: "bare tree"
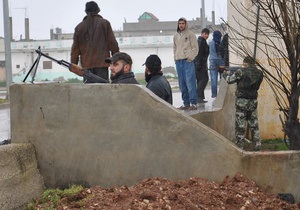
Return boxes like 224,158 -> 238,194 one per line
226,0 -> 300,149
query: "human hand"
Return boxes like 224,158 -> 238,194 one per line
69,63 -> 84,76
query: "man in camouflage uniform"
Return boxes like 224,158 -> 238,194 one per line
223,56 -> 263,150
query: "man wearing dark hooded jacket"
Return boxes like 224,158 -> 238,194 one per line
144,54 -> 173,105
71,1 -> 119,83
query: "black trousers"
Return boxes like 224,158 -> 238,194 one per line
196,65 -> 209,100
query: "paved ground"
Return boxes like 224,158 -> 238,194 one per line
0,87 -> 216,143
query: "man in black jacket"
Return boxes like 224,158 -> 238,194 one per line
143,55 -> 173,105
69,52 -> 139,84
194,28 -> 210,103
105,52 -> 139,84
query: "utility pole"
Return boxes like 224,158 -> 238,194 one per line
253,5 -> 260,60
201,0 -> 206,29
3,0 -> 13,99
15,7 -> 30,41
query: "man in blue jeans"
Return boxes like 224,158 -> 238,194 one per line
209,30 -> 225,98
173,17 -> 199,110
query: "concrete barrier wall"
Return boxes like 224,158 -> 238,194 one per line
0,143 -> 44,210
9,83 -> 300,202
191,79 -> 236,142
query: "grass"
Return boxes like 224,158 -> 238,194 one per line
25,185 -> 85,210
244,138 -> 289,151
0,81 -> 6,87
261,138 -> 289,151
0,98 -> 8,104
64,78 -> 83,83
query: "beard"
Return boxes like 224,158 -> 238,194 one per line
110,67 -> 125,80
145,72 -> 152,83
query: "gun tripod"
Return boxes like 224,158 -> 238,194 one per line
23,46 -> 42,83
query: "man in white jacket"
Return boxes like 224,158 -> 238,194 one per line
173,17 -> 199,110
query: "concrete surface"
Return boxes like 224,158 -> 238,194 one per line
191,79 -> 236,142
1,87 -> 217,143
8,82 -> 300,204
0,143 -> 44,210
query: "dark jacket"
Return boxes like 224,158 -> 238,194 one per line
194,36 -> 209,69
111,72 -> 139,84
71,14 -> 119,69
220,33 -> 229,66
146,74 -> 173,105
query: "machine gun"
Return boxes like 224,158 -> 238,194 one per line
23,46 -> 108,84
208,66 -> 241,75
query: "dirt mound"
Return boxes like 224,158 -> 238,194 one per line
36,173 -> 300,209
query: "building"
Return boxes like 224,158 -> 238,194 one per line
0,12 -> 225,83
51,12 -> 225,39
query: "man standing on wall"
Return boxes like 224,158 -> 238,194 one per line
209,30 -> 224,98
194,28 -> 210,103
220,33 -> 229,67
173,17 -> 199,110
71,1 -> 119,83
223,56 -> 263,151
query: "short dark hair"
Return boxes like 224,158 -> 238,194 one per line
201,28 -> 210,34
178,17 -> 187,23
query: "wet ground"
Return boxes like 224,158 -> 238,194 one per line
0,88 -> 10,143
0,87 -> 216,143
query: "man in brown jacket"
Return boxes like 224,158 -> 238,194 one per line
71,1 -> 119,83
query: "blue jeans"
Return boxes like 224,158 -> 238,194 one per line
209,59 -> 224,98
176,59 -> 197,106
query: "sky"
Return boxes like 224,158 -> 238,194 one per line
0,0 -> 227,40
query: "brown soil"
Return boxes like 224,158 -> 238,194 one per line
34,172 -> 300,210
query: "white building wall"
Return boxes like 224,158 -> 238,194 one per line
0,31 -> 215,83
1,35 -> 187,83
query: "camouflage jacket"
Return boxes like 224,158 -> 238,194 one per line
223,66 -> 263,99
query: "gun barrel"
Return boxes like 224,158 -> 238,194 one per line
35,48 -> 71,68
225,66 -> 241,71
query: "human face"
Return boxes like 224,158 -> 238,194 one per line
201,32 -> 209,40
178,20 -> 186,32
109,60 -> 127,80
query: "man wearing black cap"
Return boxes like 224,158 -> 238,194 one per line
143,54 -> 173,105
105,52 -> 139,84
69,52 -> 139,84
71,1 -> 119,83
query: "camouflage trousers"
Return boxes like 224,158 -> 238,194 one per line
235,98 -> 261,149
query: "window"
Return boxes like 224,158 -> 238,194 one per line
130,38 -> 135,44
142,37 -> 147,43
165,37 -> 171,43
43,61 -> 52,69
16,65 -> 20,69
